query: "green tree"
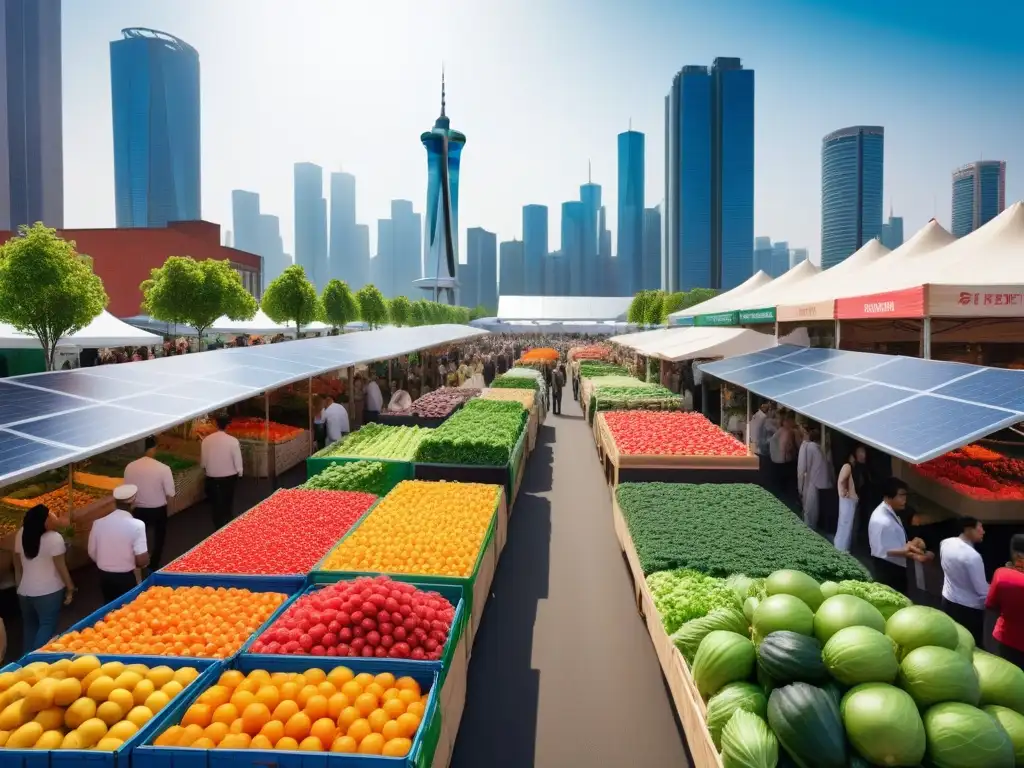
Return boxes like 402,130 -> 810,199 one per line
261,264 -> 320,335
409,300 -> 428,327
644,290 -> 666,325
628,290 -> 653,325
388,295 -> 412,326
355,284 -> 388,328
468,304 -> 490,321
142,256 -> 258,348
660,291 -> 688,323
321,279 -> 359,332
684,287 -> 718,308
0,223 -> 108,370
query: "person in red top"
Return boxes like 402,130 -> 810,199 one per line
985,534 -> 1024,666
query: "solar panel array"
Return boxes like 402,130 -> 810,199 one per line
700,345 -> 1024,464
0,324 -> 486,487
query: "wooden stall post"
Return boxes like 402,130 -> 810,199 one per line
745,389 -> 752,447
922,317 -> 932,360
347,366 -> 355,421
835,319 -> 842,350
307,377 -> 314,455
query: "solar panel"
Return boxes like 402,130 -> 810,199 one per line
752,368 -> 837,398
782,347 -> 844,366
808,352 -> 895,377
932,367 -> 1024,413
698,352 -> 775,375
0,382 -> 93,427
111,394 -> 217,418
15,370 -> 143,400
10,405 -> 171,448
152,378 -> 260,404
721,360 -> 803,386
802,384 -> 915,426
0,432 -> 76,477
860,356 -> 981,391
203,366 -> 303,390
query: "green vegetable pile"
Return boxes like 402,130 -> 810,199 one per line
646,569 -> 743,634
415,398 -> 527,466
300,461 -> 390,496
821,579 -> 910,619
315,423 -> 433,461
617,483 -> 869,582
154,452 -> 198,473
589,383 -> 680,422
578,361 -> 629,378
491,374 -> 539,391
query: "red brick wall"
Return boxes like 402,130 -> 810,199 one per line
0,221 -> 262,317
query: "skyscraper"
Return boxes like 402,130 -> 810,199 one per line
329,171 -> 357,284
352,224 -> 369,289
617,130 -> 645,296
880,209 -> 904,250
111,28 -> 200,228
599,206 -> 613,296
231,190 -> 261,255
951,161 -> 1006,237
373,218 -> 394,297
545,250 -> 567,296
771,241 -> 790,277
664,59 -> 754,292
641,207 -> 662,291
753,236 -> 772,275
294,162 -> 327,288
258,213 -> 287,287
789,248 -> 808,270
499,239 -> 524,297
417,71 -> 465,304
1,0 -> 62,230
390,199 -> 422,298
561,201 -> 585,297
820,126 -> 884,268
522,204 -> 548,295
466,227 -> 497,310
579,178 -> 601,296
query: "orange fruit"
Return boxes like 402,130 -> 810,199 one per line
275,736 -> 299,750
198,686 -> 230,708
316,681 -> 336,698
279,682 -> 300,701
191,736 -> 216,749
298,736 -> 322,751
218,670 -> 244,688
326,667 -> 354,688
396,712 -> 420,738
203,721 -> 229,744
258,719 -> 285,745
283,711 -> 311,741
374,673 -> 396,689
353,673 -> 375,688
219,733 -> 251,749
383,737 -> 413,757
229,689 -> 256,711
302,669 -> 326,685
346,718 -> 372,744
395,677 -> 419,694
367,708 -> 390,733
398,688 -> 419,706
240,703 -> 271,735
211,703 -> 238,725
250,734 -> 273,749
296,685 -> 319,708
327,692 -> 349,720
304,694 -> 328,721
175,723 -> 204,746
155,725 -> 184,746
358,732 -> 385,754
340,681 -> 363,700
331,734 -> 358,752
254,685 -> 280,711
364,682 -> 385,700
309,717 -> 337,748
381,720 -> 404,741
383,698 -> 406,718
353,692 -> 377,718
336,705 -> 360,732
272,699 -> 300,722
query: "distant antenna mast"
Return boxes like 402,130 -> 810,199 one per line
588,159 -> 592,184
440,63 -> 446,117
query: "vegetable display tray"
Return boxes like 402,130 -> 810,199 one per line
306,455 -> 415,494
413,425 -> 527,507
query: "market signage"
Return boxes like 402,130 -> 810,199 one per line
737,307 -> 776,324
929,285 -> 1024,317
776,300 -> 835,322
694,311 -> 739,327
835,286 -> 925,319
670,315 -> 695,326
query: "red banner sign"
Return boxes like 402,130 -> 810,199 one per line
929,285 -> 1024,317
835,286 -> 926,319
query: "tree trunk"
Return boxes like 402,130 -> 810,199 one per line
45,341 -> 56,372
195,327 -> 206,351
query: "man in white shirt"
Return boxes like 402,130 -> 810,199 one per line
200,414 -> 243,529
323,395 -> 350,444
89,485 -> 149,603
123,437 -> 176,570
364,376 -> 384,424
748,402 -> 770,455
940,516 -> 989,645
868,477 -> 931,595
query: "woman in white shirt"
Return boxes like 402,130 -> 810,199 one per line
835,445 -> 865,552
797,425 -> 833,530
13,504 -> 75,651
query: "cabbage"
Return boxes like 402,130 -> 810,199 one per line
985,706 -> 1024,765
766,569 -> 823,611
841,683 -> 926,767
753,594 -> 814,637
886,605 -> 959,655
923,702 -> 1015,768
670,607 -> 748,664
836,580 -> 910,617
974,650 -> 1024,713
743,597 -> 759,624
898,646 -> 980,707
953,622 -> 975,661
812,594 -> 885,644
720,710 -> 778,768
706,682 -> 767,749
822,625 -> 898,685
692,630 -> 756,699
726,573 -> 757,601
820,580 -> 839,599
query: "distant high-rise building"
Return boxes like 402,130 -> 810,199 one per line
880,210 -> 904,250
522,204 -> 548,295
223,230 -> 232,248
329,171 -> 358,284
545,250 -> 567,296
617,130 -> 645,295
820,125 -> 884,268
951,161 -> 1006,237
257,213 -> 287,287
664,59 -> 754,292
771,241 -> 790,277
789,248 -> 808,270
465,227 -> 497,310
641,207 -> 662,291
753,236 -> 772,275
561,202 -> 585,296
231,190 -> 261,254
599,205 -> 613,296
352,224 -> 369,289
499,239 -> 524,297
111,28 -> 200,228
373,218 -> 394,297
579,179 -> 602,296
294,162 -> 327,288
389,200 -> 422,298
1,0 -> 63,230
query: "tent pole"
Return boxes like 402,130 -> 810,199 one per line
307,377 -> 314,455
266,392 -> 276,491
745,390 -> 752,449
922,317 -> 932,360
835,320 -> 841,350
347,367 -> 355,422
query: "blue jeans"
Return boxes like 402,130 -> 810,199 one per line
19,589 -> 65,652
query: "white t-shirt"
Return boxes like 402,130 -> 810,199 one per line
940,536 -> 990,609
868,501 -> 908,567
748,410 -> 767,453
365,381 -> 384,412
123,456 -> 176,509
88,510 -> 148,574
323,402 -> 350,443
201,430 -> 244,479
15,529 -> 66,597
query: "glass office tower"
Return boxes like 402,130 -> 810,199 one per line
579,181 -> 601,296
522,204 -> 548,295
951,161 -> 1006,237
617,130 -> 645,295
820,125 -> 884,268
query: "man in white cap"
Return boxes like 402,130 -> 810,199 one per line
88,484 -> 149,603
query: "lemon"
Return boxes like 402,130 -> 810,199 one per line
67,656 -> 101,680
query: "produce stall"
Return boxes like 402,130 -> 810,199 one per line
308,423 -> 432,487
380,387 -> 481,429
75,451 -> 206,517
480,388 -> 539,452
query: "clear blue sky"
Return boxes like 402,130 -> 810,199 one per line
62,0 -> 1024,265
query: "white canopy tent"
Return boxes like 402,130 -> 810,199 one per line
729,260 -> 821,311
208,310 -> 332,336
496,295 -> 632,322
611,325 -> 811,362
667,271 -> 773,323
924,202 -> 1024,285
777,239 -> 890,305
0,311 -> 162,349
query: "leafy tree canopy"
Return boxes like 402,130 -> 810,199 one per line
629,287 -> 720,325
321,279 -> 359,331
355,284 -> 389,328
262,264 -> 320,334
388,295 -> 412,326
468,304 -> 491,321
0,223 -> 108,370
142,255 -> 257,346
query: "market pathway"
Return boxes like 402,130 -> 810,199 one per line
450,394 -> 691,767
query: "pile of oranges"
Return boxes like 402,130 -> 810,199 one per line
153,666 -> 426,756
43,586 -> 287,658
319,481 -> 499,577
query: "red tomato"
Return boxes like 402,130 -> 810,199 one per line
604,411 -> 749,457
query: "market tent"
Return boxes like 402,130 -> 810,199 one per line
650,327 -> 777,361
0,311 -> 161,349
608,326 -> 678,352
730,260 -> 821,311
496,295 -> 632,322
209,309 -> 294,335
667,270 -> 773,323
775,239 -> 891,321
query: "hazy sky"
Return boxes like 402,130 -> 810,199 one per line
62,0 -> 1024,265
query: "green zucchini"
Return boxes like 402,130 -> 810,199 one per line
767,682 -> 847,768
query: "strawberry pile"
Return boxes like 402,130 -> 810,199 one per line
250,575 -> 455,660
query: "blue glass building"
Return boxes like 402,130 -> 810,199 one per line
466,227 -> 497,310
771,241 -> 790,277
820,126 -> 884,268
111,28 -> 200,228
561,201 -> 585,297
753,236 -> 772,275
617,131 -> 645,295
522,204 -> 548,295
641,207 -> 661,291
329,171 -> 357,284
579,181 -> 601,296
294,162 -> 327,289
499,239 -> 524,297
880,210 -> 904,250
951,161 -> 1006,237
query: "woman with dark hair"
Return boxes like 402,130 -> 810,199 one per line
13,505 -> 75,651
985,534 -> 1024,666
835,444 -> 866,552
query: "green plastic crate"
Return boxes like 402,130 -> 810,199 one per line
305,454 -> 415,492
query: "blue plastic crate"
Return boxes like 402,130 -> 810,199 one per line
133,655 -> 442,768
24,573 -> 302,664
237,580 -> 466,680
0,653 -> 222,768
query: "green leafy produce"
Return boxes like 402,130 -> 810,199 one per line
974,650 -> 1024,713
886,605 -> 959,656
923,702 -> 1015,768
756,631 -> 827,685
415,398 -> 527,466
822,625 -> 899,686
812,594 -> 885,644
753,594 -> 814,638
767,683 -> 847,768
646,569 -> 741,633
720,710 -> 778,768
953,622 -> 975,661
898,645 -> 981,708
616,483 -> 869,581
692,630 -> 756,699
820,580 -> 839,599
840,683 -> 926,767
707,683 -> 768,749
590,384 -> 680,422
578,361 -> 629,378
743,597 -> 759,624
983,706 -> 1024,765
154,452 -> 198,473
671,607 -> 749,664
726,574 -> 766,602
766,569 -> 824,611
834,579 -> 910,618
316,423 -> 432,461
490,374 -> 539,390
300,461 -> 390,496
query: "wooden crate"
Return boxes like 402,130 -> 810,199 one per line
156,433 -> 202,460
168,466 -> 206,516
433,628 -> 469,768
611,497 -> 723,768
240,430 -> 312,478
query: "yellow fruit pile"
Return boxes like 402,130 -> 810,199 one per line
319,480 -> 499,577
0,656 -> 199,751
153,666 -> 426,756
